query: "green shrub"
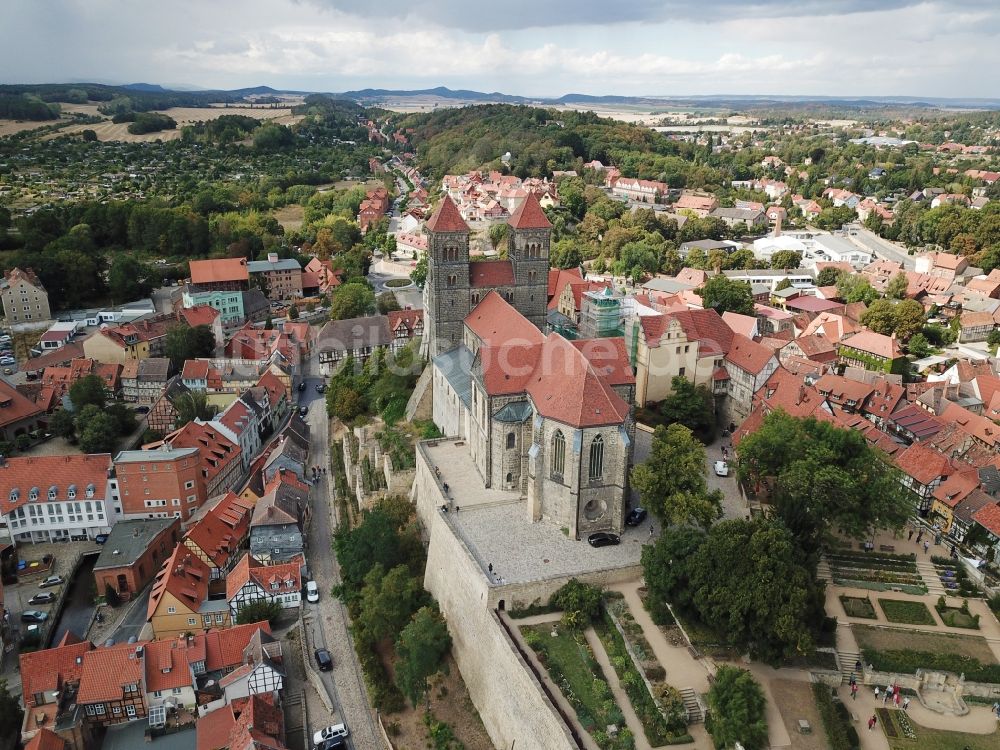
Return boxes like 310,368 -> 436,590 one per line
812,683 -> 860,750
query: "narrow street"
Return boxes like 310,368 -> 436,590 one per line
301,351 -> 384,750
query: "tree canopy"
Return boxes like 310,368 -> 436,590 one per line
630,423 -> 722,528
706,667 -> 769,750
736,411 -> 910,547
330,282 -> 375,320
698,275 -> 755,316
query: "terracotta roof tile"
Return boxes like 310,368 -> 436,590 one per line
204,622 -> 272,672
465,291 -> 545,347
894,443 -> 953,486
24,729 -> 67,750
0,454 -> 111,516
971,501 -> 1000,536
19,638 -> 93,707
469,260 -> 515,288
189,258 -> 249,285
0,379 -> 43,430
508,191 -> 552,230
425,196 -> 469,233
725,334 -> 776,375
226,552 -> 303,601
76,643 -> 145,704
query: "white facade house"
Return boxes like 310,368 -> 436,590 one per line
1,454 -> 120,543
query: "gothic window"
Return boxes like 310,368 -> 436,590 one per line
528,270 -> 536,282
506,432 -> 515,449
551,430 -> 566,478
589,435 -> 604,481
448,274 -> 457,287
472,292 -> 480,304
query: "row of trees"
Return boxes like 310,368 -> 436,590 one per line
333,496 -> 451,710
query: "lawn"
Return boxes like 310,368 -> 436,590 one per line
879,707 -> 1000,750
878,598 -> 937,625
522,625 -> 633,750
840,595 -> 877,619
854,625 -> 997,666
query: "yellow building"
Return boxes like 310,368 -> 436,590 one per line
928,470 -> 979,533
628,309 -> 731,406
147,545 -> 231,639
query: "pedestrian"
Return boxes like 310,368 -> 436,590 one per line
871,714 -> 877,729
851,683 -> 858,700
908,528 -> 914,541
916,530 -> 923,544
924,540 -> 930,554
902,697 -> 910,711
855,659 -> 862,673
874,686 -> 880,700
649,524 -> 655,538
488,563 -> 493,574
868,716 -> 876,731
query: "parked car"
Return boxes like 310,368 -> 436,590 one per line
316,739 -> 346,750
587,532 -> 620,548
306,580 -> 319,603
315,383 -> 326,393
713,460 -> 729,477
135,406 -> 149,414
39,575 -> 65,587
2,368 -> 12,375
313,724 -> 349,745
314,648 -> 333,671
0,357 -> 16,366
21,610 -> 48,623
298,405 -> 309,417
94,534 -> 109,544
625,507 -> 647,526
28,592 -> 56,605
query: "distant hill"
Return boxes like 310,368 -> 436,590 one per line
123,83 -> 170,93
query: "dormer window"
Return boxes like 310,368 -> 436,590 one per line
67,485 -> 77,499
8,489 -> 18,502
86,484 -> 96,498
29,487 -> 39,502
48,486 -> 58,500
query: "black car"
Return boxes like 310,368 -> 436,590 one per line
314,648 -> 333,672
94,534 -> 109,544
587,532 -> 620,548
317,739 -> 346,750
625,507 -> 648,527
298,405 -> 309,417
315,383 -> 326,393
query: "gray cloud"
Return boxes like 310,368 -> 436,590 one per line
300,0 -> 980,32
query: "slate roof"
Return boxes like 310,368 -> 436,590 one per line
93,518 -> 177,571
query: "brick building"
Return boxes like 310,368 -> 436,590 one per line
92,517 -> 181,600
112,447 -> 203,521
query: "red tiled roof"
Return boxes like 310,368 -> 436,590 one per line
387,308 -> 424,334
24,729 -> 67,750
144,637 -> 198,693
182,360 -> 210,380
466,291 -> 545,347
524,333 -> 630,428
0,378 -> 43,430
197,701 -> 237,750
0,454 -> 111,515
932,470 -> 980,509
76,643 -> 145,704
178,305 -> 220,329
469,260 -> 515,288
19,637 -> 94,707
229,693 -> 286,750
894,443 -> 953,486
190,257 -> 249,284
204,622 -> 273,672
148,546 -> 213,620
971,501 -> 1000,536
184,491 -> 253,568
814,373 -> 875,405
840,330 -> 902,359
508,191 -> 552,230
226,552 -> 303,601
725,334 -> 775,375
425,195 -> 469,233
163,421 -> 241,484
571,337 -> 636,387
721,311 -> 757,338
548,267 -> 583,299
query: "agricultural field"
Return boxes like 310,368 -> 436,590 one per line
55,105 -> 303,142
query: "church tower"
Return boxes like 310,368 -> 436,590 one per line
423,196 -> 472,357
507,192 -> 552,331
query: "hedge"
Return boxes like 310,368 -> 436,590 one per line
861,648 -> 1000,683
812,684 -> 860,750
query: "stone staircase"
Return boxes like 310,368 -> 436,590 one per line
838,650 -> 862,685
680,687 -> 704,723
817,557 -> 833,582
916,560 -> 947,596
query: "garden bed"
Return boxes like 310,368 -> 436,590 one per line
840,595 -> 877,619
595,612 -> 692,746
827,551 -> 926,592
521,625 -> 634,750
878,706 -> 999,750
930,557 -> 981,598
934,598 -> 980,629
878,598 -> 937,626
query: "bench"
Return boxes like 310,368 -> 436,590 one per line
879,544 -> 895,553
850,712 -> 860,723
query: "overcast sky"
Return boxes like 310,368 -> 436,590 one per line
2,0 -> 998,97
